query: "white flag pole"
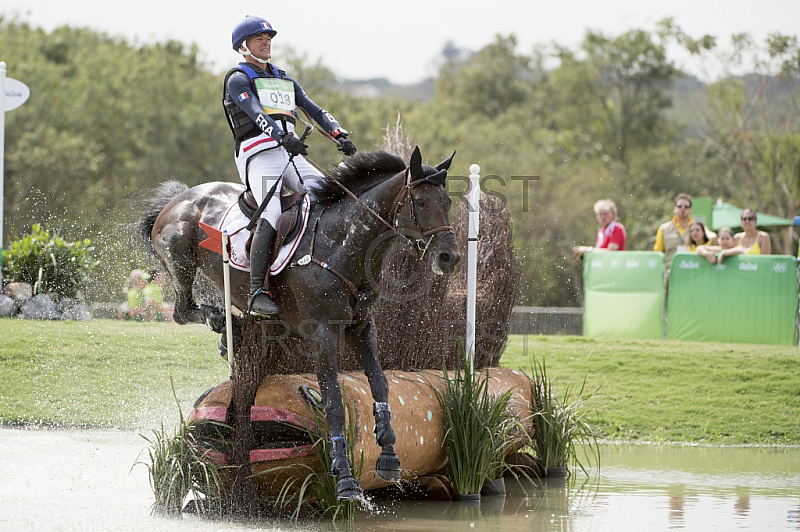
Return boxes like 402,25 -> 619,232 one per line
466,164 -> 481,376
0,62 -> 7,287
222,231 -> 235,378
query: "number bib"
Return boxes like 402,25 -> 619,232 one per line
254,77 -> 295,118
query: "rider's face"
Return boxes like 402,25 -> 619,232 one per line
246,33 -> 272,62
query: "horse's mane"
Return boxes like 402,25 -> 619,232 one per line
311,151 -> 406,204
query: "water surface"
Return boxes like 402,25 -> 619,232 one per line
1,429 -> 798,531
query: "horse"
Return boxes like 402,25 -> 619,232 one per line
137,147 -> 461,500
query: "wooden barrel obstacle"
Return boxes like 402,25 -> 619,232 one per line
189,368 -> 533,498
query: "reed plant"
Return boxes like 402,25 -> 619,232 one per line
136,380 -> 229,517
527,357 -> 599,475
258,388 -> 364,521
432,353 -> 517,497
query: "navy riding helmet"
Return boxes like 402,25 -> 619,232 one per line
231,15 -> 277,52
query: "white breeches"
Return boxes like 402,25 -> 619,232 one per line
236,147 -> 322,228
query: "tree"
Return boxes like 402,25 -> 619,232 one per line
663,21 -> 800,253
551,29 -> 678,171
0,20 -> 234,299
433,35 -> 536,118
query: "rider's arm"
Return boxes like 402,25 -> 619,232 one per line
226,71 -> 289,142
290,77 -> 347,138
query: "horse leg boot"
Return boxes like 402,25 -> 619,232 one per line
329,436 -> 363,500
373,402 -> 401,481
247,218 -> 281,318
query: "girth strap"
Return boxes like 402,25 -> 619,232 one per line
292,210 -> 375,315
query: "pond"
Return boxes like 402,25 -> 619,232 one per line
1,428 -> 798,531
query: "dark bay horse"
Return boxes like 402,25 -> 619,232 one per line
137,147 -> 461,499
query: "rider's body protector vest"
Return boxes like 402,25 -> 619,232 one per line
223,63 -> 296,143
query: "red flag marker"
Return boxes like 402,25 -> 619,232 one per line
199,221 -> 224,255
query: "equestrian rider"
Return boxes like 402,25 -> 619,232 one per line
224,15 -> 357,319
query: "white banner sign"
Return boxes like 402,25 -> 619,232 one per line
3,77 -> 30,112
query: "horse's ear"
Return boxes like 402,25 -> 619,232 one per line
435,150 -> 457,172
409,146 -> 423,180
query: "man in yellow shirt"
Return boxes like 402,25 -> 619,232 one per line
654,193 -> 694,269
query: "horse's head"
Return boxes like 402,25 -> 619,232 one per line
399,147 -> 462,275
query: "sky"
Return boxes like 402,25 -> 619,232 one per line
2,0 -> 799,84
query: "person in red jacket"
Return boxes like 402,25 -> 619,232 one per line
572,199 -> 627,260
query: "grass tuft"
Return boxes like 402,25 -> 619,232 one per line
527,357 -> 600,474
135,378 -> 230,517
432,351 -> 517,496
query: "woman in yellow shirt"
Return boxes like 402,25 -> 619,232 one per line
734,209 -> 771,255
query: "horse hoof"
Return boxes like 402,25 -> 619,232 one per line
376,452 -> 401,482
336,476 -> 364,501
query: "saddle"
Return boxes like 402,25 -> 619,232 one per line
239,189 -> 306,259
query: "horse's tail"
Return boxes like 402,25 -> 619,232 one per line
134,180 -> 189,257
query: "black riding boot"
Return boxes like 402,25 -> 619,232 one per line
247,219 -> 281,318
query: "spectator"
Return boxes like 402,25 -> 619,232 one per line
120,269 -> 173,321
572,199 -> 627,260
120,269 -> 150,321
143,269 -> 173,322
734,208 -> 772,255
685,221 -> 716,251
697,227 -> 740,265
654,193 -> 695,268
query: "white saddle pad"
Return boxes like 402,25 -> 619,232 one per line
217,194 -> 311,275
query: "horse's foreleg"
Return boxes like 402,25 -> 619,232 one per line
201,305 -> 241,359
351,319 -> 401,482
314,325 -> 364,501
156,230 -> 204,325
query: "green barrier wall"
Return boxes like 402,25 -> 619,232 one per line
582,251 -> 665,339
667,253 -> 798,345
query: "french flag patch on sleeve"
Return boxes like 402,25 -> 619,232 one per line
238,92 -> 249,101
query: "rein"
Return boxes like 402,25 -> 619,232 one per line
326,170 -> 403,239
304,156 -> 454,255
291,161 -> 455,314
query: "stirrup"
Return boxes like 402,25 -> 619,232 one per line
247,288 -> 280,318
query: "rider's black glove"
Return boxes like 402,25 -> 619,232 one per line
337,137 -> 357,156
280,135 -> 308,156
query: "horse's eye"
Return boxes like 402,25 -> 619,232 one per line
414,197 -> 425,208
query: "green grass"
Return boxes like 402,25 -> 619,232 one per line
500,335 -> 800,445
0,319 -> 228,429
1,319 -> 799,446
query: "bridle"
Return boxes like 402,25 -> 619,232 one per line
325,166 -> 455,262
389,167 -> 455,261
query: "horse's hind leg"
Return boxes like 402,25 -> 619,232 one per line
154,226 -> 204,325
350,319 -> 401,482
314,324 -> 364,501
